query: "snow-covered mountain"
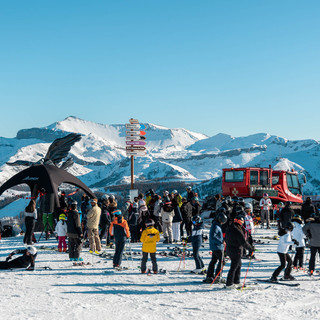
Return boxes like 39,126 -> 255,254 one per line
0,116 -> 319,201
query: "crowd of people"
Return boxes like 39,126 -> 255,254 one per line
1,189 -> 320,289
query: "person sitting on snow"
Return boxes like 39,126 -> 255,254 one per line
0,246 -> 37,270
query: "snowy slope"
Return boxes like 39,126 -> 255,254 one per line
0,227 -> 319,320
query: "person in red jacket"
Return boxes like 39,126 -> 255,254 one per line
109,210 -> 130,269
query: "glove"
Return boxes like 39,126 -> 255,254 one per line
293,239 -> 299,246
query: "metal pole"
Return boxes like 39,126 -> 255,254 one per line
131,155 -> 134,190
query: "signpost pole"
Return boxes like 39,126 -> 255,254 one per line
131,155 -> 134,190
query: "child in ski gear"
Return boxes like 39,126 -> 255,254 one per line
109,210 -> 130,268
23,199 -> 37,245
302,212 -> 320,274
203,211 -> 227,283
191,215 -> 205,273
67,200 -> 83,261
291,215 -> 306,270
140,219 -> 160,273
160,201 -> 175,244
271,222 -> 296,281
225,215 -> 253,288
0,246 -> 37,270
87,198 -> 102,253
259,193 -> 272,229
55,213 -> 68,252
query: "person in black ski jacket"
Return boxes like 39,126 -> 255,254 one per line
67,201 -> 83,261
0,246 -> 37,270
279,202 -> 294,228
99,196 -> 112,246
180,197 -> 193,238
301,197 -> 316,223
225,215 -> 253,288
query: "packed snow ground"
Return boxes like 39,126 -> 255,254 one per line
0,227 -> 320,320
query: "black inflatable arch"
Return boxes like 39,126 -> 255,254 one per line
0,164 -> 95,207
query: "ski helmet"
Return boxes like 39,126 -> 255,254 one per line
216,212 -> 227,224
171,190 -> 178,195
285,221 -> 294,231
244,203 -> 253,211
101,194 -> 109,200
226,196 -> 232,203
164,190 -> 169,196
192,215 -> 202,225
72,200 -> 78,205
186,186 -> 192,191
26,246 -> 37,255
234,215 -> 244,226
59,214 -> 66,221
145,219 -> 155,227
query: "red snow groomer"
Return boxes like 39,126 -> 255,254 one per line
222,166 -> 304,205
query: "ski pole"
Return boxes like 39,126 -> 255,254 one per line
241,251 -> 254,290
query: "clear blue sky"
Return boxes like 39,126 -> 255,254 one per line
0,1 -> 319,140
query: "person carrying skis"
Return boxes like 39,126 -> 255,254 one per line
0,246 -> 37,270
109,209 -> 130,269
270,221 -> 297,282
203,211 -> 228,283
55,213 -> 68,252
191,215 -> 205,274
140,219 -> 160,274
225,215 -> 253,289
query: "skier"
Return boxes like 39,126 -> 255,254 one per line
128,198 -> 139,243
23,199 -> 37,245
302,212 -> 320,275
270,221 -> 297,282
171,190 -> 183,243
279,201 -> 294,229
67,200 -> 83,262
244,203 -> 255,257
55,213 -> 68,252
0,246 -> 37,270
191,215 -> 205,274
225,215 -> 253,288
160,201 -> 175,244
186,186 -> 195,203
109,209 -> 130,269
259,193 -> 272,229
99,195 -> 112,246
152,195 -> 163,233
291,215 -> 306,270
180,197 -> 193,238
140,219 -> 160,274
203,211 -> 228,283
87,198 -> 102,254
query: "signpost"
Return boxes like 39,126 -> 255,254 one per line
125,118 -> 147,189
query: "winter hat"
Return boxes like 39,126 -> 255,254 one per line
145,219 -> 155,227
90,198 -> 98,203
26,246 -> 37,255
59,214 -> 66,221
263,193 -> 269,197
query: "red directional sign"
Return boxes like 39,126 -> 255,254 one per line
126,130 -> 146,136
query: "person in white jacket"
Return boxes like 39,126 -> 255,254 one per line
55,214 -> 68,252
160,201 -> 175,244
259,193 -> 272,229
291,215 -> 306,270
270,221 -> 297,281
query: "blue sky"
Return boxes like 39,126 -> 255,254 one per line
0,1 -> 319,140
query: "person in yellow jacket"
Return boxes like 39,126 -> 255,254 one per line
140,219 -> 160,274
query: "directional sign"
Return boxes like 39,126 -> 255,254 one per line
126,141 -> 146,146
126,130 -> 146,136
129,118 -> 139,124
125,123 -> 146,130
125,135 -> 146,141
126,146 -> 146,151
126,151 -> 147,157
